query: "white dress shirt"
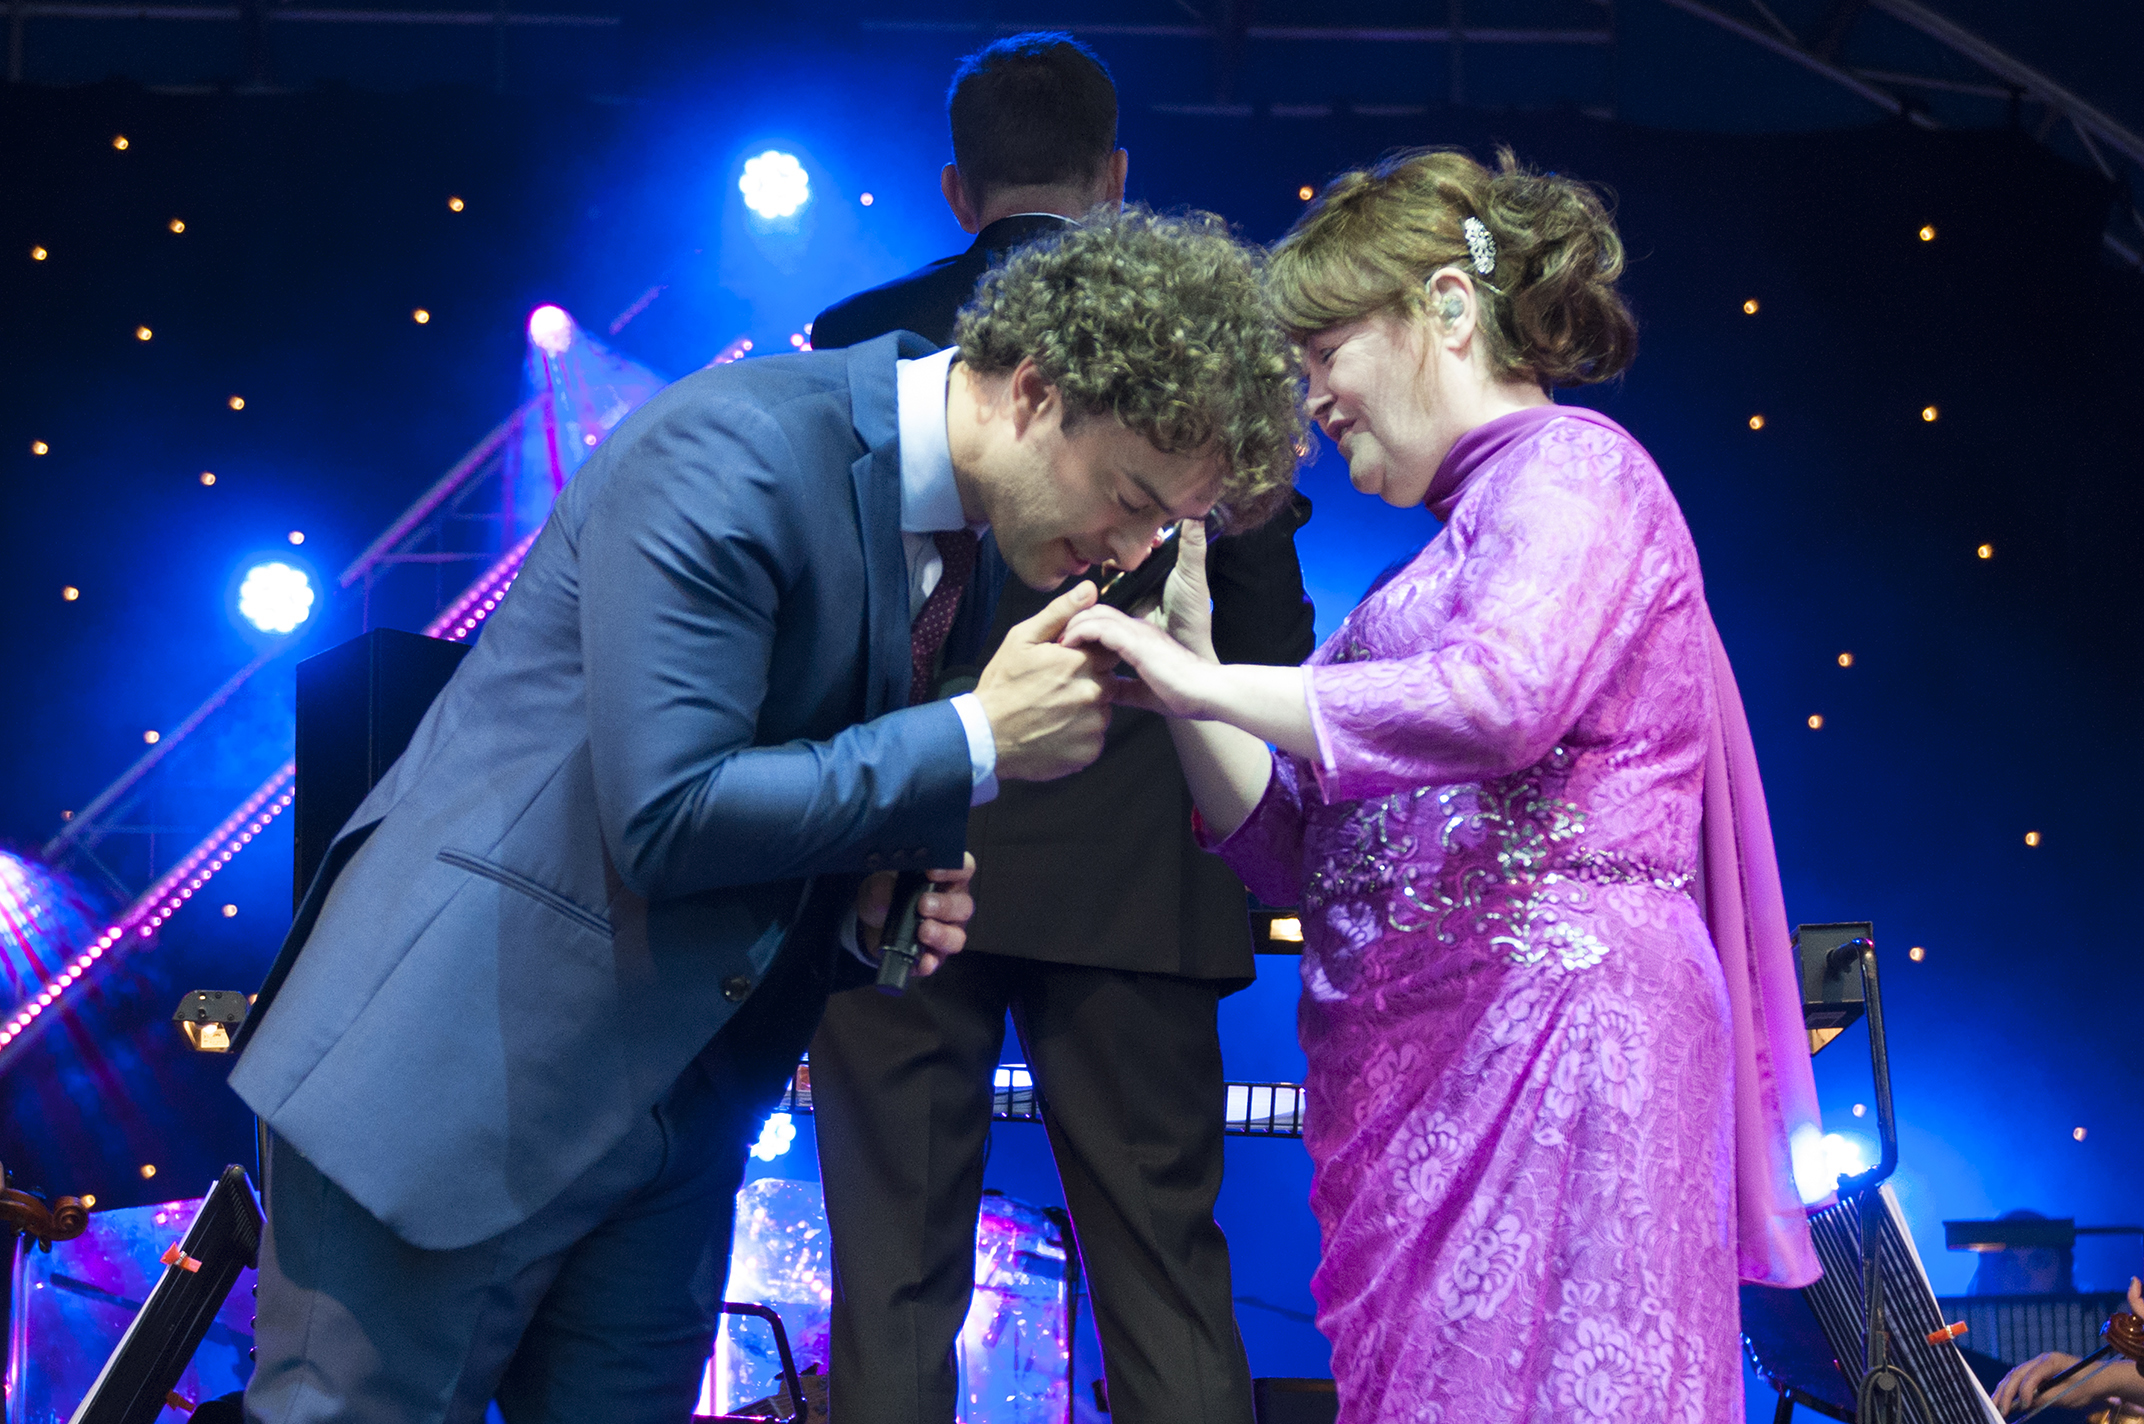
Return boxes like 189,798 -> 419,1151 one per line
894,344 -> 998,807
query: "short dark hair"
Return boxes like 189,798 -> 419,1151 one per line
947,33 -> 1117,201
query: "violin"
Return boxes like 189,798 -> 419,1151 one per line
0,1157 -> 90,1251
2011,1308 -> 2144,1421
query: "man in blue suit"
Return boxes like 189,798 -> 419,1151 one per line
229,208 -> 1305,1424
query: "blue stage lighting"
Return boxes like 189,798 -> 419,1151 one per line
238,561 -> 315,634
739,151 -> 810,220
749,1110 -> 796,1161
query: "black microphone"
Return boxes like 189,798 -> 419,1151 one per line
874,870 -> 930,994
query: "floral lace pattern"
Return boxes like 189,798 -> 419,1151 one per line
1208,411 -> 1742,1422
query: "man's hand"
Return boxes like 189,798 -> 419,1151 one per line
975,581 -> 1112,782
856,854 -> 976,978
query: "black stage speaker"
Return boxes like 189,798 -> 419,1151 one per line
292,628 -> 470,908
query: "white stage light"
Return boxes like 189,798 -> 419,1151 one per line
527,304 -> 574,355
238,561 -> 315,634
749,1111 -> 796,1161
739,151 -> 809,220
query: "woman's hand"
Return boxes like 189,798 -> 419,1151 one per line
1062,605 -> 1225,719
855,854 -> 977,977
1153,518 -> 1219,661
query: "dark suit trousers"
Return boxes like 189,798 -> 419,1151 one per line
810,951 -> 1252,1424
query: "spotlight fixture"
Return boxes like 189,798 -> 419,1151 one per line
112,135 -> 129,151
167,218 -> 185,234
1748,414 -> 1765,430
30,245 -> 47,261
526,304 -> 573,355
173,990 -> 249,1052
739,151 -> 810,220
1742,298 -> 1760,314
412,308 -> 431,324
447,195 -> 465,212
238,561 -> 315,634
228,396 -> 245,410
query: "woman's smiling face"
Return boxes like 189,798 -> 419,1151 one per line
1300,309 -> 1449,509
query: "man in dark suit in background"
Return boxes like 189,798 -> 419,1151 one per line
809,35 -> 1314,1424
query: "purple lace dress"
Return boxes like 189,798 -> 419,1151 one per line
1210,407 -> 1766,1423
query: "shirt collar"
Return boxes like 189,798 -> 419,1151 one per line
895,344 -> 979,533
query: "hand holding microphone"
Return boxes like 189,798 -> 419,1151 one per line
855,854 -> 977,992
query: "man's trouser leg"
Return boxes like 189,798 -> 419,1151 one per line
1013,963 -> 1254,1424
248,930 -> 831,1424
810,952 -> 1014,1424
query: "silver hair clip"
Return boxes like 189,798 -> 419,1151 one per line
1462,217 -> 1498,278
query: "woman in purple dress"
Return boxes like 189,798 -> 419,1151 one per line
1064,149 -> 1825,1422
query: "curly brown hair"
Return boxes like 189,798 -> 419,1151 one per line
955,206 -> 1305,528
1270,147 -> 1637,389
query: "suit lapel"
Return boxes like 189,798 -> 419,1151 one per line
845,332 -> 936,719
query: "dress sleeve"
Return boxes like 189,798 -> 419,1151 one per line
1304,435 -> 1670,803
1194,752 -> 1311,906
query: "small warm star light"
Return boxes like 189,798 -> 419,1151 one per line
1921,405 -> 1939,422
288,530 -> 305,545
860,192 -> 874,206
30,440 -> 48,455
1748,414 -> 1766,431
447,195 -> 465,212
80,1194 -> 94,1207
199,471 -> 215,486
222,903 -> 237,917
1851,1103 -> 1866,1118
413,308 -> 431,324
1806,714 -> 1824,729
1976,543 -> 1994,559
62,586 -> 79,602
30,245 -> 47,261
144,730 -> 161,744
135,326 -> 153,341
167,218 -> 185,234
111,135 -> 129,150
582,432 -> 598,446
1918,224 -> 1936,241
1298,185 -> 1315,201
1837,652 -> 1854,667
1742,298 -> 1759,315
2023,830 -> 2041,846
228,395 -> 245,410
1908,946 -> 1926,962
2073,1127 -> 2087,1142
790,333 -> 805,348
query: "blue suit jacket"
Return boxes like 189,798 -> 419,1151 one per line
230,333 -> 977,1250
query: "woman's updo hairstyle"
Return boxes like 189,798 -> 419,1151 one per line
1269,146 -> 1637,388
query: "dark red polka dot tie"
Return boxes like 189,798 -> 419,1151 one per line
909,529 -> 979,706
